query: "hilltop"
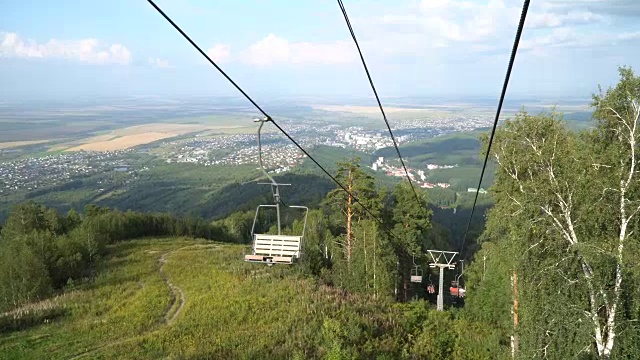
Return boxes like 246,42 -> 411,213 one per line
0,238 -> 498,359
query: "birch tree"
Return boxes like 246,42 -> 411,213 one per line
481,67 -> 640,359
588,67 -> 640,358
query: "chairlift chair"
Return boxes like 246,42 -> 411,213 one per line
452,276 -> 466,298
450,261 -> 466,298
244,117 -> 309,265
410,254 -> 423,283
426,274 -> 436,294
450,280 -> 461,297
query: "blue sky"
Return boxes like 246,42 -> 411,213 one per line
1,0 -> 640,102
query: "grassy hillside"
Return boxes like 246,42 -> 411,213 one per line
375,131 -> 485,167
0,238 -> 502,359
373,131 -> 496,192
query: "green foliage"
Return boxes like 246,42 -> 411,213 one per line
218,210 -> 254,243
0,239 -> 505,359
0,202 -> 235,313
374,131 -> 483,166
468,66 -> 640,359
321,157 -> 401,298
390,181 -> 432,255
325,156 -> 382,223
0,239 -> 52,312
411,310 -> 457,358
298,209 -> 330,276
426,187 -> 457,207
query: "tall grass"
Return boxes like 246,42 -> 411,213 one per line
0,238 -> 503,359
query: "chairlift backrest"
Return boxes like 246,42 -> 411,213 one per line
245,205 -> 309,265
245,233 -> 302,264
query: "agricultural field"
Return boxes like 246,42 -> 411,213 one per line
311,104 -> 452,117
62,124 -> 209,152
0,98 -> 257,152
0,140 -> 51,149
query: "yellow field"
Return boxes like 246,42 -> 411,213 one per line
0,140 -> 50,149
312,104 -> 438,114
63,123 -> 243,152
67,132 -> 177,151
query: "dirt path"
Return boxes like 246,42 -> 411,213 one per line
69,244 -> 220,359
70,251 -> 186,358
159,251 -> 185,324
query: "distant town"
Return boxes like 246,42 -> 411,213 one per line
0,113 -> 492,195
0,150 -> 138,194
372,156 -> 455,189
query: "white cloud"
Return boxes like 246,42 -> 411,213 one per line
351,0 -> 617,58
360,0 -> 521,54
519,27 -> 640,58
148,57 -> 170,68
542,0 -> 640,17
207,44 -> 231,63
202,0 -> 634,68
242,34 -> 356,66
528,10 -> 605,28
0,32 -> 131,65
520,27 -> 580,51
618,31 -> 640,41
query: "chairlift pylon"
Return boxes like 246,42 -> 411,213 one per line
427,249 -> 458,311
244,117 -> 308,265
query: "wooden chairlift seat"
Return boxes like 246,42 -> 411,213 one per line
244,233 -> 303,265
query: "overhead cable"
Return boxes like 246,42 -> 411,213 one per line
337,0 -> 426,214
459,0 -> 530,257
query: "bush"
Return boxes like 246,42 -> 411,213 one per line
0,240 -> 52,312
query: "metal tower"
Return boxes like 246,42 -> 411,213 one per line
426,250 -> 458,311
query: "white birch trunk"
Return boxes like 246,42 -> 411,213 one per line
494,97 -> 639,358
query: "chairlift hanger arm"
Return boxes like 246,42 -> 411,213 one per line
254,117 -> 277,187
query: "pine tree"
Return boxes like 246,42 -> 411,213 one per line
324,157 -> 380,262
389,181 -> 432,301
